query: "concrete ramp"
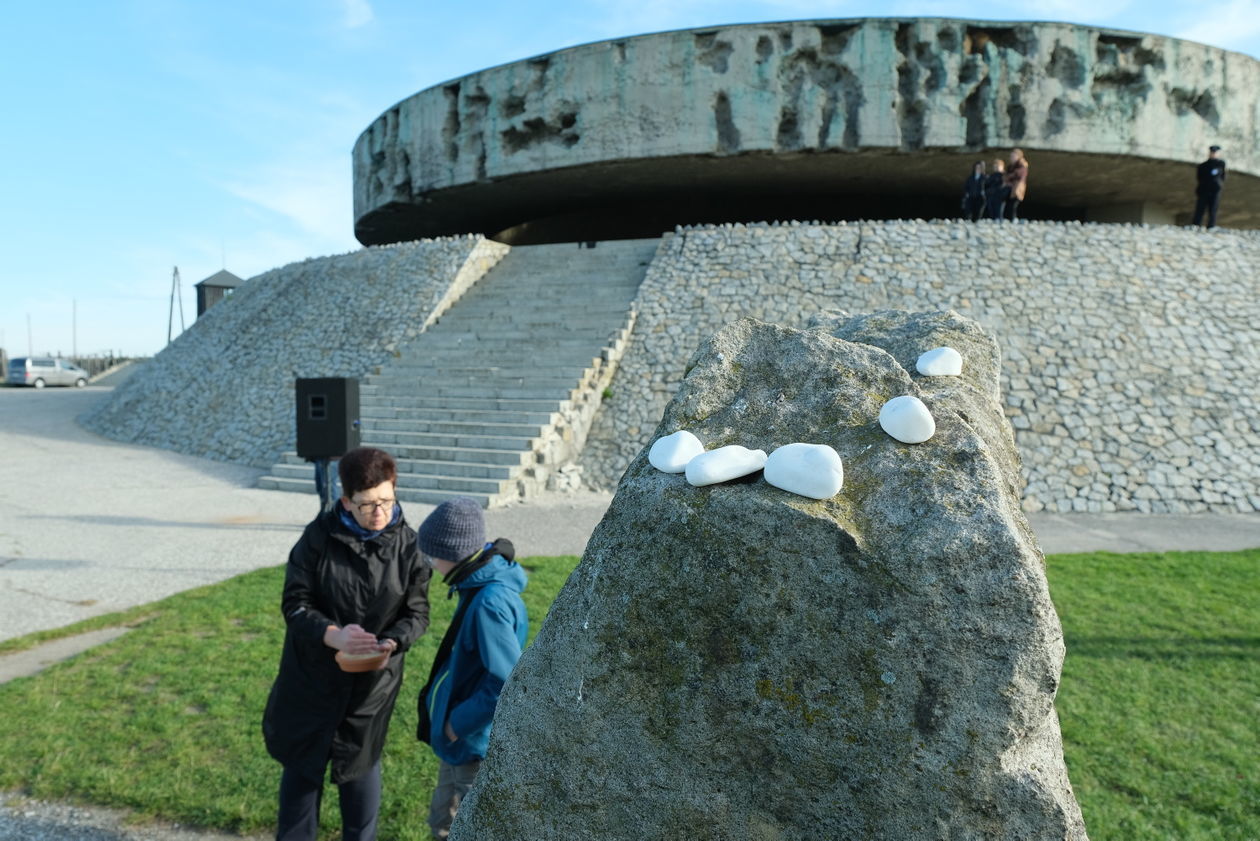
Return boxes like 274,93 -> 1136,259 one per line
258,238 -> 658,506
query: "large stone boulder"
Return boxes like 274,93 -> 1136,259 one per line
453,312 -> 1088,840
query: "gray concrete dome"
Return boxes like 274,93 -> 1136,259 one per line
353,17 -> 1260,244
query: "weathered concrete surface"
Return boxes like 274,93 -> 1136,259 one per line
354,17 -> 1260,243
452,314 -> 1088,840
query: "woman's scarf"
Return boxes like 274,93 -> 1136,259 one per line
336,502 -> 402,541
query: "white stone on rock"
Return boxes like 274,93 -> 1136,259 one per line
685,445 -> 768,487
879,395 -> 936,444
648,430 -> 706,473
764,443 -> 844,499
916,346 -> 963,376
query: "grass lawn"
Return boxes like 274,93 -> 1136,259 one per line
0,549 -> 1256,840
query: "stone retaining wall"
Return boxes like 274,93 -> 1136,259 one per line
82,236 -> 508,466
580,220 -> 1260,514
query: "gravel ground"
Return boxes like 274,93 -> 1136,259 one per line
0,794 -> 268,841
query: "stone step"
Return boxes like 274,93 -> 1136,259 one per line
361,417 -> 547,437
276,452 -> 519,480
368,443 -> 532,466
417,330 -> 623,344
449,300 -> 636,315
377,383 -> 576,400
362,375 -> 582,390
382,353 -> 605,370
360,395 -> 567,412
371,363 -> 592,378
358,406 -> 558,425
365,429 -> 539,451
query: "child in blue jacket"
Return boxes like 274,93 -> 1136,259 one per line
415,497 -> 528,840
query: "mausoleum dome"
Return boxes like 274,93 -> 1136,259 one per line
353,18 -> 1260,244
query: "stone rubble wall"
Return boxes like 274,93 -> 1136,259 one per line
580,220 -> 1260,514
82,236 -> 509,467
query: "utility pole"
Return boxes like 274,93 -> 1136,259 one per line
167,266 -> 185,345
72,298 -> 77,359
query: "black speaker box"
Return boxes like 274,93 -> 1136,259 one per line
295,377 -> 360,460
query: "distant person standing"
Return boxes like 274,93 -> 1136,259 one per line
984,158 -> 1007,220
960,161 -> 987,221
1003,148 -> 1029,221
1192,145 -> 1226,229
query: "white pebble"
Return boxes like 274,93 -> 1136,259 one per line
649,430 -> 705,473
764,443 -> 844,499
916,346 -> 963,376
879,395 -> 936,444
685,445 -> 768,486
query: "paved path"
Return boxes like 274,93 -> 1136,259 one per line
0,388 -> 611,644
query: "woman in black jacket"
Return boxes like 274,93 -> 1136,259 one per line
263,447 -> 431,841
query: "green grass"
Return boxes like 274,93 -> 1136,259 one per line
1047,549 -> 1259,841
0,549 -> 1256,840
0,555 -> 581,840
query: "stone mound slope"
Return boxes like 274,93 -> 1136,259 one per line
258,239 -> 659,506
82,237 -> 508,466
453,312 -> 1087,840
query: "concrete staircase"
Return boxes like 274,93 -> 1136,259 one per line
258,238 -> 659,507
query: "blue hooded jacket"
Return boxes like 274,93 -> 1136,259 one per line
424,553 -> 528,765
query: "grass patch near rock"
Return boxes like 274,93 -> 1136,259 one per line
1048,549 -> 1259,841
0,549 -> 1255,840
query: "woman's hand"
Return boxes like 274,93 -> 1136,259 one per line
444,720 -> 458,743
324,623 -> 380,654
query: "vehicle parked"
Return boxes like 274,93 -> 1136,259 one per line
6,357 -> 90,388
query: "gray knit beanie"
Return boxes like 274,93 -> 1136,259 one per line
417,497 -> 486,562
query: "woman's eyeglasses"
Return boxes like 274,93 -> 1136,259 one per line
353,498 -> 395,515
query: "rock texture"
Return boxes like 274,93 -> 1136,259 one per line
452,314 -> 1087,841
82,237 -> 507,466
580,220 -> 1260,514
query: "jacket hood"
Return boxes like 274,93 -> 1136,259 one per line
457,554 -> 528,594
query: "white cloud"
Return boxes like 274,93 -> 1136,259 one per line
342,0 -> 374,29
223,159 -> 358,248
1177,0 -> 1260,52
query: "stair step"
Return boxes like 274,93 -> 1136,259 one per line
364,430 -> 538,450
361,418 -> 546,437
358,407 -> 558,425
276,453 -> 520,480
360,395 -> 567,412
363,444 -> 531,465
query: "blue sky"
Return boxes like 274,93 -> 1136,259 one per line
3,0 -> 1257,358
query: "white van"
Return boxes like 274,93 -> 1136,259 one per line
6,357 -> 89,388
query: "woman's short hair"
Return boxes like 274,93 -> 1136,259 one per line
338,447 -> 398,498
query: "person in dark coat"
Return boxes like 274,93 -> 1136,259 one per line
414,497 -> 528,840
960,160 -> 987,221
262,446 -> 431,841
1192,145 -> 1227,229
984,158 -> 1007,220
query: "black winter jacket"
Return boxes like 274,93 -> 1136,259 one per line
262,507 -> 430,783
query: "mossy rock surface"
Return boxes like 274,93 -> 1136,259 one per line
454,313 -> 1088,841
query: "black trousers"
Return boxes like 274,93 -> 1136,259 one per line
1004,196 -> 1022,221
276,761 -> 381,841
1193,192 -> 1221,228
